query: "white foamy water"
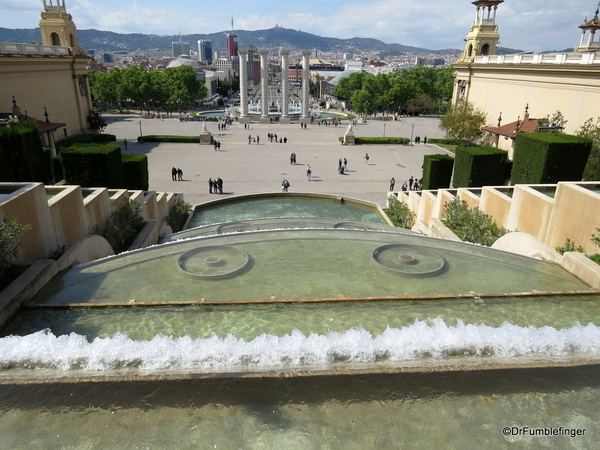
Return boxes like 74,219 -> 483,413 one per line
1,319 -> 600,371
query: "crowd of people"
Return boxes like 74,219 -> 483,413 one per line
389,175 -> 423,192
208,177 -> 224,194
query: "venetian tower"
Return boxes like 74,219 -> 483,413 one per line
39,0 -> 86,56
458,0 -> 504,63
575,2 -> 600,52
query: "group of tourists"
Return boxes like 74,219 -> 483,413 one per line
289,153 -> 297,164
267,132 -> 288,143
337,157 -> 348,174
390,176 -> 422,192
281,179 -> 291,192
171,167 -> 183,181
414,136 -> 428,145
208,177 -> 224,194
213,140 -> 221,150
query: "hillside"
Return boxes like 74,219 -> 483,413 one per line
0,26 -> 458,54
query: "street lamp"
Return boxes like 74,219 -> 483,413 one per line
410,123 -> 414,146
383,122 -> 386,137
139,120 -> 143,144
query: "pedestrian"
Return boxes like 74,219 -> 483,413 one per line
293,153 -> 297,164
390,177 -> 396,191
409,176 -> 414,190
123,139 -> 128,150
343,158 -> 347,170
248,134 -> 252,144
364,153 -> 370,165
290,153 -> 294,164
402,182 -> 408,191
283,137 -> 287,143
423,136 -> 428,145
208,178 -> 213,194
217,177 -> 223,194
171,166 -> 177,181
217,141 -> 221,150
338,158 -> 342,171
307,165 -> 312,181
256,135 -> 260,144
177,168 -> 183,181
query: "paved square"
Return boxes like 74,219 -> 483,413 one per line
104,114 -> 449,207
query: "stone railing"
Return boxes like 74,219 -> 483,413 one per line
0,42 -> 70,56
473,52 -> 599,65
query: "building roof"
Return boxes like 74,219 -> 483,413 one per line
482,118 -> 540,139
166,55 -> 202,70
0,114 -> 66,133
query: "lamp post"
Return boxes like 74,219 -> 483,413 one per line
383,122 -> 386,137
139,120 -> 143,144
410,123 -> 414,146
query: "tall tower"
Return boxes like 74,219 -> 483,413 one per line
198,39 -> 213,65
39,0 -> 86,55
575,3 -> 600,52
458,0 -> 503,63
226,34 -> 238,60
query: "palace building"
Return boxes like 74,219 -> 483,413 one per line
452,1 -> 600,154
0,0 -> 93,145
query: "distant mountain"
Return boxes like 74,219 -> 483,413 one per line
0,26 -> 459,55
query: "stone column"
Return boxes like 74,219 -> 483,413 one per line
238,49 -> 249,123
259,49 -> 270,124
300,50 -> 311,124
280,49 -> 290,124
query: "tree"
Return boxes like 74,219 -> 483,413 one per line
577,117 -> 600,181
439,99 -> 487,145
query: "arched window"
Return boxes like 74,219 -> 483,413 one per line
481,44 -> 490,55
69,33 -> 75,47
467,44 -> 473,57
51,32 -> 61,46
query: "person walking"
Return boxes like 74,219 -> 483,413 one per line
123,139 -> 128,150
338,158 -> 343,171
306,165 -> 312,181
423,136 -> 428,145
171,167 -> 177,181
177,168 -> 183,181
409,176 -> 414,190
389,177 -> 396,191
208,178 -> 213,194
343,158 -> 347,170
364,153 -> 370,165
217,177 -> 223,194
402,182 -> 408,191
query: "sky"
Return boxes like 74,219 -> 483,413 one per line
1,0 -> 599,52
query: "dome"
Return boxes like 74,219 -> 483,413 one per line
167,55 -> 202,70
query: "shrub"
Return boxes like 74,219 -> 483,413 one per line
353,137 -> 410,145
51,156 -> 64,182
511,133 -> 592,184
555,238 -> 584,255
422,154 -> 454,189
166,199 -> 191,233
61,144 -> 124,188
427,138 -> 461,145
122,154 -> 149,191
442,198 -> 508,246
384,196 -> 415,229
453,146 -> 508,188
0,217 -> 31,279
0,119 -> 52,183
93,199 -> 144,254
56,133 -> 116,152
138,135 -> 202,143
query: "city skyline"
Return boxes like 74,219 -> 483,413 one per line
2,0 -> 599,52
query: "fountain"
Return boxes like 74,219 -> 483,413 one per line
1,193 -> 599,447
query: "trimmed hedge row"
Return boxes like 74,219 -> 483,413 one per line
137,135 -> 203,143
453,146 -> 508,188
61,144 -> 124,188
122,154 -> 149,191
427,138 -> 461,145
353,137 -> 410,145
0,121 -> 52,183
56,133 -> 116,152
422,154 -> 454,190
511,133 -> 592,185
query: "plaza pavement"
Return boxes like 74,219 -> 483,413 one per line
103,114 -> 450,208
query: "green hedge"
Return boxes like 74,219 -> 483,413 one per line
352,137 -> 410,145
138,135 -> 203,143
56,133 -> 116,152
0,121 -> 52,183
453,146 -> 508,188
52,156 -> 64,182
122,154 -> 149,191
427,138 -> 461,145
61,144 -> 124,188
422,154 -> 454,190
511,133 -> 593,185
